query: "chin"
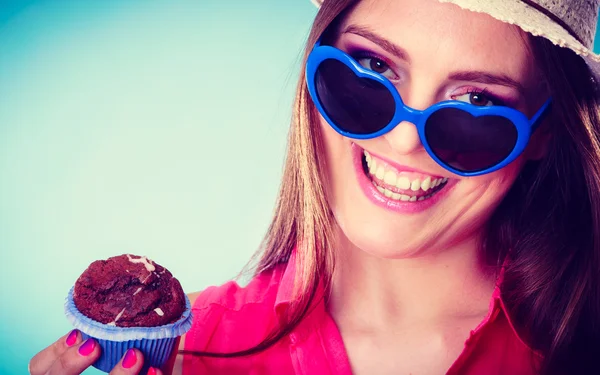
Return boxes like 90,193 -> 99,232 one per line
332,203 -> 439,260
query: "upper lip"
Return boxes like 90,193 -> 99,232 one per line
359,145 -> 447,178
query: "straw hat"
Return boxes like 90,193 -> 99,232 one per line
310,0 -> 600,81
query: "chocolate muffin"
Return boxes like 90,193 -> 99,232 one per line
73,254 -> 186,327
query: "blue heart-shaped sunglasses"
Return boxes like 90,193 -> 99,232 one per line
305,41 -> 552,177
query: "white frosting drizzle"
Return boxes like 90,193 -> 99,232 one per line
126,254 -> 156,272
154,308 -> 164,316
114,308 -> 126,321
141,273 -> 152,284
108,307 -> 126,326
133,287 -> 143,296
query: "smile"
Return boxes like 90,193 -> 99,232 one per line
362,150 -> 449,202
352,143 -> 454,213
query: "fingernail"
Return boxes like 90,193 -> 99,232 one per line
78,338 -> 96,356
147,367 -> 157,375
65,329 -> 78,347
122,348 -> 137,369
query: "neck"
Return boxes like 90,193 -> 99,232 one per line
327,229 -> 497,332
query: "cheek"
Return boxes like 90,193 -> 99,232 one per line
321,119 -> 344,156
459,158 -> 525,215
489,158 -> 524,189
319,118 -> 376,237
320,119 -> 351,198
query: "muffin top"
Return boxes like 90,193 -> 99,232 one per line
73,254 -> 186,327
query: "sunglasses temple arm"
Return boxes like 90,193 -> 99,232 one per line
530,99 -> 552,132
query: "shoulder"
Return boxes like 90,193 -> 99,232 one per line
186,264 -> 286,350
167,265 -> 285,375
193,267 -> 284,311
169,266 -> 287,374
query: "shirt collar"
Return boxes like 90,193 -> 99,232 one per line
273,248 -> 540,356
274,249 -> 298,321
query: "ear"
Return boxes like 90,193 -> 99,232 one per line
524,125 -> 552,161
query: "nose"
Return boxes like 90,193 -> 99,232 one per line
383,86 -> 437,155
383,119 -> 423,155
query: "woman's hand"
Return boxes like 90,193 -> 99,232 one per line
29,329 -> 164,375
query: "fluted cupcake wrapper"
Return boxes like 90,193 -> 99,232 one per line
78,333 -> 177,373
65,287 -> 193,373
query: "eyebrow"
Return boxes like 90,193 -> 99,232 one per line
342,24 -> 525,93
448,71 -> 526,93
342,24 -> 411,64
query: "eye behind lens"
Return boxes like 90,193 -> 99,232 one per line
315,59 -> 396,136
424,108 -> 518,173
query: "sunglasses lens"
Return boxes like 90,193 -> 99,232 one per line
314,59 -> 395,135
425,108 -> 518,173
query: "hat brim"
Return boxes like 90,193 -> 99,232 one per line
310,0 -> 600,80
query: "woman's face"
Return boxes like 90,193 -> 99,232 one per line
321,0 -> 547,258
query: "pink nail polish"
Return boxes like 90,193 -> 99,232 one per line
78,338 -> 96,356
147,367 -> 157,375
122,349 -> 137,369
65,330 -> 78,347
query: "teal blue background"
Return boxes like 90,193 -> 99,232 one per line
0,1 -> 316,374
0,1 -> 599,374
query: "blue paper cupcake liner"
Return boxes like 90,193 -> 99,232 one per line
65,287 -> 193,373
78,333 -> 177,373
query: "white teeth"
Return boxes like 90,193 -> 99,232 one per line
364,150 -> 449,199
369,159 -> 377,174
376,165 -> 385,180
372,183 -> 443,202
396,176 -> 411,190
410,179 -> 421,191
371,180 -> 444,202
384,170 -> 397,185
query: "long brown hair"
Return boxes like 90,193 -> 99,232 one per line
181,1 -> 600,373
485,35 -> 600,373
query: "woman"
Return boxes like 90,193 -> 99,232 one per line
29,0 -> 600,374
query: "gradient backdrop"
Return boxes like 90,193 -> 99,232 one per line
0,1 -> 599,374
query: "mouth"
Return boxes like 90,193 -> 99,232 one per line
358,147 -> 451,203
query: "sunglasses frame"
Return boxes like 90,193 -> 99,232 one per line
305,41 -> 552,177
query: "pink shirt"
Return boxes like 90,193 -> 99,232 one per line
183,253 -> 540,375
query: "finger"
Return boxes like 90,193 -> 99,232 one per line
46,337 -> 101,375
108,348 -> 145,375
29,330 -> 82,375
